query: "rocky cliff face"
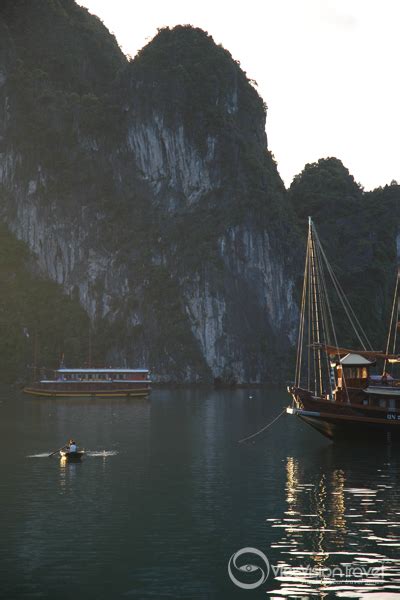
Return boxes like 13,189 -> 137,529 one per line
1,3 -> 399,383
0,4 -> 299,382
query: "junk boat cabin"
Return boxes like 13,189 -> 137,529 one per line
24,368 -> 151,398
287,217 -> 400,441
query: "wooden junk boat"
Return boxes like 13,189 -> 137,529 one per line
287,218 -> 400,441
24,366 -> 151,398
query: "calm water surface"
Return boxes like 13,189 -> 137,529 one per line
1,387 -> 400,599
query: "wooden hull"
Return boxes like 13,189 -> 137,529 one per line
287,386 -> 400,441
60,451 -> 84,461
287,407 -> 400,441
23,382 -> 151,398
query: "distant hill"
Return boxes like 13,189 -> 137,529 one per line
289,158 -> 400,350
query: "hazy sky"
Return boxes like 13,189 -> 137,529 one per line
78,0 -> 400,191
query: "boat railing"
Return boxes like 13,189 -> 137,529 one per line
368,376 -> 400,388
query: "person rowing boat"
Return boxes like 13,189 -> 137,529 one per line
66,439 -> 77,453
48,440 -> 84,459
59,439 -> 84,461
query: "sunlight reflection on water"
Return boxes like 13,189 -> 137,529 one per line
266,455 -> 400,598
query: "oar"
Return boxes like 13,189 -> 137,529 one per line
48,445 -> 67,458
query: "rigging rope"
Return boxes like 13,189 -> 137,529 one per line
309,226 -> 323,395
313,226 -> 372,350
313,229 -> 335,399
313,225 -> 351,402
295,219 -> 371,403
383,269 -> 400,374
295,241 -> 309,388
293,215 -> 392,406
238,408 -> 286,444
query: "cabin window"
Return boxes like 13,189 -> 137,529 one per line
362,398 -> 369,405
344,367 -> 368,379
357,367 -> 368,378
389,399 -> 396,409
379,398 -> 387,408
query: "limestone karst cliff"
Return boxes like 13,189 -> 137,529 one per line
0,1 -> 299,382
0,1 -> 398,383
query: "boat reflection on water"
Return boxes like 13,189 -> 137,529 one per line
268,453 -> 400,598
58,455 -> 80,496
59,454 -> 83,467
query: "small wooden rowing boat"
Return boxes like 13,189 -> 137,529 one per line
59,450 -> 85,461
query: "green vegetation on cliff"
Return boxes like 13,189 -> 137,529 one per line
130,25 -> 266,139
0,224 -> 89,382
289,158 -> 400,350
2,0 -> 125,176
1,0 -> 124,93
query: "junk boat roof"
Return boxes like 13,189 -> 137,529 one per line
56,368 -> 148,373
340,353 -> 374,366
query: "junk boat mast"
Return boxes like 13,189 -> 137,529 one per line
287,217 -> 400,440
